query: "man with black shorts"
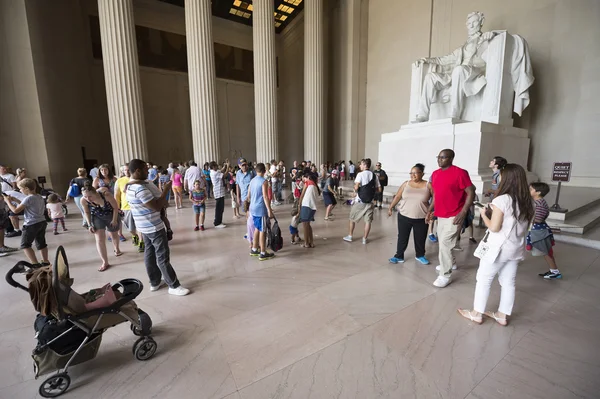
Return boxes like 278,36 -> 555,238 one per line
323,169 -> 339,220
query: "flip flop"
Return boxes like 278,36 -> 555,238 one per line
98,264 -> 109,272
484,311 -> 508,326
457,309 -> 483,324
114,250 -> 123,257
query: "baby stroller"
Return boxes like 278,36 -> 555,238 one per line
5,246 -> 156,398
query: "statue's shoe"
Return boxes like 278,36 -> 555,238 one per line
411,115 -> 429,123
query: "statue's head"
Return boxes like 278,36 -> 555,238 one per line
466,11 -> 485,35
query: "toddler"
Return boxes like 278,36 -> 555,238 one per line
289,207 -> 301,244
4,178 -> 50,266
528,182 -> 560,279
230,172 -> 240,219
190,181 -> 206,231
46,193 -> 67,235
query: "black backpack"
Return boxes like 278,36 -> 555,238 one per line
358,174 -> 377,203
379,170 -> 388,187
267,218 -> 283,252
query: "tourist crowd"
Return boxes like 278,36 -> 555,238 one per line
0,150 -> 560,324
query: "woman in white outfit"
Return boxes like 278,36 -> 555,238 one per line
458,164 -> 534,326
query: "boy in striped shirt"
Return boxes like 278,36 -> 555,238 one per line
528,182 -> 561,279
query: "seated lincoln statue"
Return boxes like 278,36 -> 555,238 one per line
410,11 -> 534,124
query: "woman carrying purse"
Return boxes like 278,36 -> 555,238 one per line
457,164 -> 534,326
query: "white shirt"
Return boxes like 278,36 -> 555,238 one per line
90,168 -> 99,180
1,173 -> 16,192
354,170 -> 381,203
269,165 -> 278,183
349,164 -> 355,173
302,182 -> 319,210
184,165 -> 203,190
487,194 -> 530,261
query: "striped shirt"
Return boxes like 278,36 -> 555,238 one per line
126,183 -> 165,234
533,198 -> 550,223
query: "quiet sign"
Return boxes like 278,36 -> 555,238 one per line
552,162 -> 572,182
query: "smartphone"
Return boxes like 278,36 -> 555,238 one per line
473,201 -> 485,208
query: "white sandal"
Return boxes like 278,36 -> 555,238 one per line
484,311 -> 508,326
457,309 -> 483,324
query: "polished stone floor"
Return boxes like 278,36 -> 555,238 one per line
1,193 -> 599,398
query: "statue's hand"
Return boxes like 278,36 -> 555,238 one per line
481,31 -> 496,41
413,58 -> 428,68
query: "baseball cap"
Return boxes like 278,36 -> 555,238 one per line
238,157 -> 247,165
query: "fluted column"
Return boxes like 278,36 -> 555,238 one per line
304,0 -> 325,167
253,0 -> 279,163
185,0 -> 220,163
98,0 -> 148,168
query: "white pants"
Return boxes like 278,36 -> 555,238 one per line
437,217 -> 461,277
473,258 -> 519,315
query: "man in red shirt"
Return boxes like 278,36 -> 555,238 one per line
426,149 -> 475,287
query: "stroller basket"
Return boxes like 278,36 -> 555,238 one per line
34,334 -> 102,378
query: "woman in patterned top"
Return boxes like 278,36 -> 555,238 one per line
81,182 -> 123,271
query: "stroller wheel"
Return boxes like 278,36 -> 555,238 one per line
131,310 -> 152,336
133,337 -> 157,361
39,373 -> 70,398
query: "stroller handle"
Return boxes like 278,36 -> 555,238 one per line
5,261 -> 36,292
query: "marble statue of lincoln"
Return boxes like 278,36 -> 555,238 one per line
413,11 -> 496,122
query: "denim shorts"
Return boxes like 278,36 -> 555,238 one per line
193,204 -> 205,214
299,206 -> 316,223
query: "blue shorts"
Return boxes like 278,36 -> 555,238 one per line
253,216 -> 268,232
289,226 -> 298,235
193,204 -> 205,214
299,206 -> 316,223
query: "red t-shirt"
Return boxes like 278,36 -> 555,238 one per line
431,165 -> 473,218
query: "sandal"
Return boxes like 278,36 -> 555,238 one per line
302,244 -> 315,248
484,311 -> 508,326
98,264 -> 109,272
114,250 -> 123,257
457,309 -> 483,324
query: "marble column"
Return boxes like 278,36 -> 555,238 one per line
185,0 -> 220,163
253,0 -> 279,163
97,0 -> 148,168
304,0 -> 325,166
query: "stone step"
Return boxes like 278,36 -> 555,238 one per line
546,202 -> 600,235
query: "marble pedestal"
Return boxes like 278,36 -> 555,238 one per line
378,118 -> 534,196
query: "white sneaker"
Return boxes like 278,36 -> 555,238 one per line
215,224 -> 227,229
436,264 -> 458,271
343,235 -> 353,242
433,275 -> 452,288
150,281 -> 165,292
168,286 -> 190,296
362,237 -> 368,245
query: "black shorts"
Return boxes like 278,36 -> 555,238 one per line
323,192 -> 337,207
20,221 -> 48,250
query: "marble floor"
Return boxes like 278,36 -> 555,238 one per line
1,193 -> 599,399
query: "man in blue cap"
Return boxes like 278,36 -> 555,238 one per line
236,157 -> 255,210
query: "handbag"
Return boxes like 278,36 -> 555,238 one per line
474,220 -> 516,261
